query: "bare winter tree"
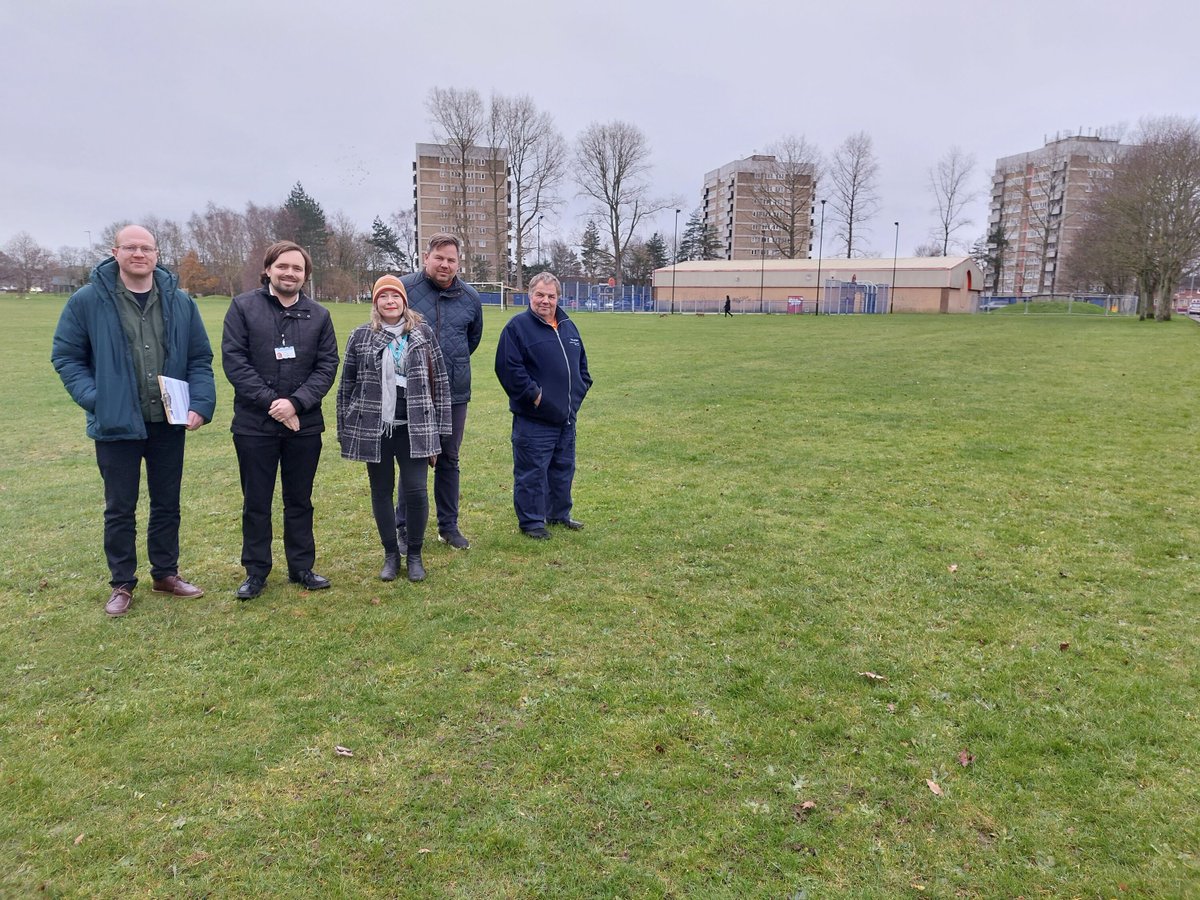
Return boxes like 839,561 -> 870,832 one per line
389,208 -> 418,272
574,120 -> 669,287
140,216 -> 189,271
747,135 -> 821,259
56,245 -> 93,290
324,212 -> 372,301
546,239 -> 582,278
426,87 -> 485,264
829,131 -> 880,258
1078,116 -> 1200,319
3,232 -> 53,291
489,93 -> 567,288
188,203 -> 249,297
928,147 -> 978,255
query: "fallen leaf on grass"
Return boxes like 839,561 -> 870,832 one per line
926,779 -> 943,796
957,749 -> 975,767
371,597 -> 381,606
1059,642 -> 1070,651
418,848 -> 431,854
73,833 -> 84,845
858,671 -> 887,682
887,703 -> 897,713
947,564 -> 958,573
335,745 -> 354,757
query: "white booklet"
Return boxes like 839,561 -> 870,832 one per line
157,375 -> 191,425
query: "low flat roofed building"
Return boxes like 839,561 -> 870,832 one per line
653,257 -> 983,313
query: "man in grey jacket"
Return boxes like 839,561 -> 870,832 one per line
396,234 -> 483,550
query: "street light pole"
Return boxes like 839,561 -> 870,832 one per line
815,200 -> 825,315
891,221 -> 900,313
759,239 -> 767,311
671,208 -> 680,315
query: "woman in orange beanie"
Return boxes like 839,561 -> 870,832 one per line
336,275 -> 452,582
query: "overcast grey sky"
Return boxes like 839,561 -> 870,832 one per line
2,0 -> 1196,260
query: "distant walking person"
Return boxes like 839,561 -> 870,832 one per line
495,272 -> 592,539
337,275 -> 452,583
51,225 -> 216,617
222,241 -> 339,600
395,234 -> 483,551
724,295 -> 733,317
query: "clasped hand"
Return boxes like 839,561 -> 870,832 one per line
269,398 -> 300,432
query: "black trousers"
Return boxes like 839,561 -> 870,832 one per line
233,432 -> 322,577
94,421 -> 186,588
367,427 -> 430,553
396,401 -> 467,535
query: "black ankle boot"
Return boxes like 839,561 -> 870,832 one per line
380,553 -> 399,582
406,553 -> 426,582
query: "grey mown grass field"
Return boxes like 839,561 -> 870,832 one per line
1,295 -> 1197,898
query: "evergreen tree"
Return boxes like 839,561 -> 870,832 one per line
281,182 -> 329,266
368,216 -> 407,273
645,232 -> 669,271
580,220 -> 609,279
678,207 -> 721,261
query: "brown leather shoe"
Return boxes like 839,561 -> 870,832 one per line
105,584 -> 133,617
151,574 -> 205,598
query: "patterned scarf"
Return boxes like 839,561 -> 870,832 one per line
379,322 -> 409,435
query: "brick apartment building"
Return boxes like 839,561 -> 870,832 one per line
702,154 -> 815,261
413,142 -> 510,281
987,133 -> 1126,295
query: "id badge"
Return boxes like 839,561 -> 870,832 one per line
275,345 -> 296,360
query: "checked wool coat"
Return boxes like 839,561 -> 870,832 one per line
336,321 -> 452,464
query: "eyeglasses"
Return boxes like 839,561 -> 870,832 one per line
116,245 -> 158,254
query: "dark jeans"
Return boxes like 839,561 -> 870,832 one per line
94,421 -> 186,587
396,401 -> 467,535
233,432 -> 322,577
368,427 -> 430,553
511,415 -> 576,532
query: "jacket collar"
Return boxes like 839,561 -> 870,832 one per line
423,272 -> 463,298
90,256 -> 178,301
526,305 -> 570,326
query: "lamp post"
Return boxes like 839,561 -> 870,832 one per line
815,200 -> 825,314
671,208 -> 680,315
85,230 -> 93,257
759,236 -> 767,310
891,221 -> 900,313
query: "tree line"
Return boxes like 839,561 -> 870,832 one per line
0,182 -> 416,300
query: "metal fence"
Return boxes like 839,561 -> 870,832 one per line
975,293 -> 1138,315
472,281 -> 656,311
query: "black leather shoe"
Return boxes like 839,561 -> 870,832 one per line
236,575 -> 266,600
406,553 -> 426,582
288,570 -> 332,590
380,553 -> 399,582
522,527 -> 551,540
549,518 -> 585,530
